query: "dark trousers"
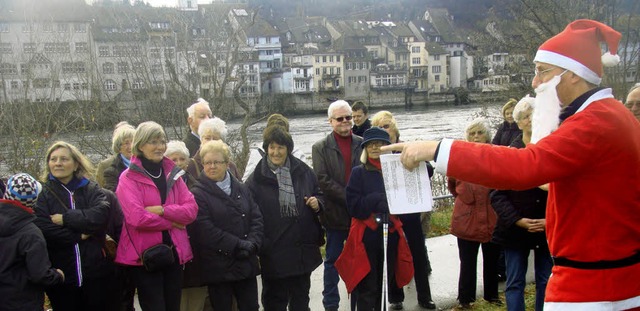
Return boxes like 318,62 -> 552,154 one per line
208,277 -> 258,311
354,227 -> 399,311
389,213 -> 433,304
262,273 -> 312,311
456,238 -> 500,304
110,264 -> 136,311
47,276 -> 113,311
129,260 -> 183,311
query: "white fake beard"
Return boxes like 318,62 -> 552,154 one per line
531,75 -> 563,144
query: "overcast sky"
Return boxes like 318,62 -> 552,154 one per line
86,0 -> 210,7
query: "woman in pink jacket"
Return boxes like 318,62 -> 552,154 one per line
115,121 -> 198,311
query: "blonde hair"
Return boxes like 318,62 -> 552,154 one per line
111,121 -> 135,154
465,118 -> 491,143
199,140 -> 231,162
501,98 -> 518,119
41,141 -> 95,181
513,95 -> 535,122
371,110 -> 399,141
132,121 -> 166,157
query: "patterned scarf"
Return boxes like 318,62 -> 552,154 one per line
267,156 -> 298,218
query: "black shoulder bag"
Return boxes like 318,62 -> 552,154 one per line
124,225 -> 175,272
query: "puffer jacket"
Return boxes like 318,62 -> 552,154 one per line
490,135 -> 548,249
492,121 -> 522,147
115,156 -> 198,266
34,177 -> 111,286
0,199 -> 64,311
245,155 -> 324,279
448,177 -> 497,243
190,173 -> 263,284
311,132 -> 363,230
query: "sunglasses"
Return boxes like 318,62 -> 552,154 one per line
332,115 -> 353,122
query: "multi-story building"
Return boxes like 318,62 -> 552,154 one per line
313,50 -> 344,93
0,0 -> 94,103
426,42 -> 449,93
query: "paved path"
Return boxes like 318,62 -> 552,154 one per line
136,234 -> 534,310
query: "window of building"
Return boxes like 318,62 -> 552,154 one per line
62,62 -> 85,74
73,83 -> 80,90
434,55 -> 440,61
412,46 -> 420,53
336,55 -> 341,62
42,24 -> 53,32
0,43 -> 12,54
33,78 -> 50,88
132,79 -> 145,89
57,23 -> 68,33
322,56 -> 326,63
11,81 -> 19,89
99,46 -> 110,57
432,65 -> 441,73
75,42 -> 88,53
165,48 -> 174,59
23,43 -> 36,53
113,46 -> 126,57
412,57 -> 420,65
117,62 -> 128,73
151,64 -> 162,73
73,23 -> 87,33
0,23 -> 9,32
103,62 -> 114,74
0,63 -> 17,75
413,68 -> 422,77
150,48 -> 161,58
82,82 -> 88,89
22,24 -> 34,33
435,75 -> 440,82
315,56 -> 320,63
316,68 -> 320,75
44,42 -> 69,53
337,68 -> 341,75
132,62 -> 143,72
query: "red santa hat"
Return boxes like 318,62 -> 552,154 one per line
533,19 -> 621,85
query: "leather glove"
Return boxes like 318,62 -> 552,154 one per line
237,240 -> 256,254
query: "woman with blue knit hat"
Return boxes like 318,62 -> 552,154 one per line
0,173 -> 65,311
336,127 -> 414,311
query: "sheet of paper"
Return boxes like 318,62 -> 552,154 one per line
380,154 -> 433,214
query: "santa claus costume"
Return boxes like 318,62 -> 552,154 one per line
435,20 -> 640,310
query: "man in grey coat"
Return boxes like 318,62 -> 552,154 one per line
312,100 -> 363,311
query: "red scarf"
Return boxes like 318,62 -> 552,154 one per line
368,157 -> 381,170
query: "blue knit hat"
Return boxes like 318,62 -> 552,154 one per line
3,173 -> 41,208
361,127 -> 391,148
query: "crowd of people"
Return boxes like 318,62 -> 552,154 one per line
0,19 -> 639,311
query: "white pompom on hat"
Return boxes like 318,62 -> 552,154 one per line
533,19 -> 621,85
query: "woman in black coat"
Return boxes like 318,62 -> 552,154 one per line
245,125 -> 324,311
190,140 -> 264,311
34,141 -> 113,311
492,99 -> 522,147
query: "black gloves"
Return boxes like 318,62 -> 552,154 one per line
235,240 -> 256,259
367,192 -> 389,213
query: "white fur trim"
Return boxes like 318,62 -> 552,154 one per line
601,52 -> 620,67
534,50 -> 601,85
576,88 -> 614,113
434,138 -> 454,175
544,294 -> 640,311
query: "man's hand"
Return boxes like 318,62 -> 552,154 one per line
515,218 -> 546,232
304,196 -> 319,212
380,141 -> 440,170
51,214 -> 64,226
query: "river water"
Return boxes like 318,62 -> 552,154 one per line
235,103 -> 501,158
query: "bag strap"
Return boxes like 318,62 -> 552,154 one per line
123,224 -> 142,260
42,183 -> 70,210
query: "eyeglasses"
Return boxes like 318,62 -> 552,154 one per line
332,115 -> 353,122
147,139 -> 167,146
534,67 -> 556,78
365,141 -> 385,148
203,160 -> 227,167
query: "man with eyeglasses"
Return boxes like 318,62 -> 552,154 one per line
312,100 -> 363,311
383,19 -> 640,310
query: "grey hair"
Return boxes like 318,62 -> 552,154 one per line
164,140 -> 190,158
628,83 -> 640,94
198,117 -> 228,140
186,98 -> 211,118
513,95 -> 535,122
132,121 -> 166,157
111,121 -> 135,154
327,100 -> 352,119
464,118 -> 491,143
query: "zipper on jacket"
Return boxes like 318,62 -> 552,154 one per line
60,184 -> 83,287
